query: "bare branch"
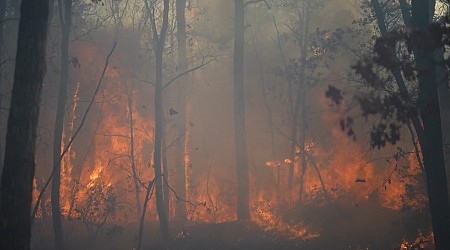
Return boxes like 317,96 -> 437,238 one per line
31,42 -> 118,222
163,58 -> 215,89
162,175 -> 207,208
128,76 -> 155,86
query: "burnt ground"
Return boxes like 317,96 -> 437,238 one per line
30,200 -> 433,250
31,213 -> 433,250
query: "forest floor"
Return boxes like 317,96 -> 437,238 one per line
31,202 -> 433,250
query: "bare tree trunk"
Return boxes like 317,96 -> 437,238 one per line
298,90 -> 307,202
288,1 -> 310,191
174,0 -> 188,222
234,0 -> 250,221
125,83 -> 142,221
162,135 -> 170,218
147,0 -> 171,243
154,40 -> 170,244
0,0 -> 6,171
288,0 -> 310,202
51,0 -> 72,249
137,179 -> 154,250
411,1 -> 450,249
0,0 -> 49,248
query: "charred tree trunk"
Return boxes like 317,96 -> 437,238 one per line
0,0 -> 49,248
234,0 -> 250,221
174,0 -> 188,222
148,0 -> 170,243
51,0 -> 72,249
411,1 -> 450,249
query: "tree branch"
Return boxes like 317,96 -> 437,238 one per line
163,58 -> 215,89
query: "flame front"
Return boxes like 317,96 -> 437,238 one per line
32,37 -> 428,247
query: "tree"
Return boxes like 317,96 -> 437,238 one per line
125,82 -> 142,221
0,0 -> 50,248
410,1 -> 450,248
289,0 -> 311,201
0,0 -> 6,171
338,0 -> 450,248
145,0 -> 170,243
51,0 -> 72,249
234,0 -> 250,221
174,0 -> 188,223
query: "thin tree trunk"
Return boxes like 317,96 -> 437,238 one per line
234,0 -> 250,221
137,179 -> 154,250
174,0 -> 188,222
125,83 -> 142,221
0,0 -> 49,248
411,1 -> 450,249
298,91 -> 307,202
288,1 -> 310,191
298,5 -> 309,197
306,152 -> 331,204
162,135 -> 170,218
51,0 -> 72,249
154,44 -> 170,244
147,0 -> 171,243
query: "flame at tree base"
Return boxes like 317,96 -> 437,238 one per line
251,197 -> 319,240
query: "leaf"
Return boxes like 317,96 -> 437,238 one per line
325,85 -> 343,105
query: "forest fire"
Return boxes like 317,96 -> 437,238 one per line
1,0 -> 447,249
25,36 -> 432,249
251,195 -> 319,240
25,36 -> 431,249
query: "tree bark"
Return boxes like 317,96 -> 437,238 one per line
411,1 -> 450,249
0,0 -> 49,248
297,0 -> 310,201
51,0 -> 72,249
148,0 -> 171,243
234,0 -> 250,221
12,0 -> 22,17
0,0 -> 6,171
125,83 -> 142,221
174,0 -> 188,222
162,135 -> 170,218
